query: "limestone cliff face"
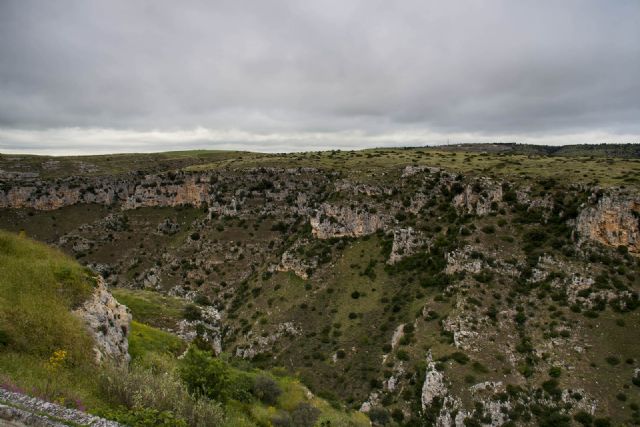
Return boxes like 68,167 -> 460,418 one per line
73,277 -> 131,366
123,175 -> 210,209
387,227 -> 425,264
0,178 -> 131,210
576,193 -> 640,254
276,239 -> 317,279
310,203 -> 386,239
452,179 -> 502,216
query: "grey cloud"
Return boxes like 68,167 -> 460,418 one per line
0,0 -> 639,152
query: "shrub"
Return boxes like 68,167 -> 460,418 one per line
183,304 -> 202,321
252,375 -> 282,405
99,407 -> 188,427
226,371 -> 254,403
99,359 -> 225,426
450,351 -> 469,365
548,366 -> 561,378
368,407 -> 390,425
605,356 -> 620,366
290,403 -> 320,427
179,346 -> 230,401
481,225 -> 495,234
272,411 -> 292,427
396,350 -> 410,361
573,411 -> 593,426
0,329 -> 9,347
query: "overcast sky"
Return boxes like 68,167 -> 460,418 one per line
1,0 -> 639,155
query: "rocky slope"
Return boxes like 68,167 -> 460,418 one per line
1,149 -> 639,426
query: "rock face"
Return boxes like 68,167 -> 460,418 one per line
452,179 -> 502,215
576,193 -> 640,254
235,322 -> 301,359
123,175 -> 210,209
175,305 -> 223,355
276,239 -> 317,279
310,203 -> 386,239
421,352 -> 447,410
387,227 -> 425,264
73,277 -> 131,366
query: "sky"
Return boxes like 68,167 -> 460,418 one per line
0,0 -> 639,155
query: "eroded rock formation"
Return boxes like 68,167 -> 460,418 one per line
576,192 -> 640,254
73,276 -> 131,366
310,203 -> 386,239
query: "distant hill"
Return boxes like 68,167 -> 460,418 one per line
437,142 -> 640,158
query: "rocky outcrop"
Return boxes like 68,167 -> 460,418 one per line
175,305 -> 223,355
156,218 -> 180,235
310,203 -> 386,239
388,228 -> 425,264
401,165 -> 441,178
276,240 -> 317,279
421,352 -> 447,410
123,175 -> 210,209
445,246 -> 520,277
576,192 -> 640,254
235,322 -> 301,359
452,179 -> 502,215
73,277 -> 131,366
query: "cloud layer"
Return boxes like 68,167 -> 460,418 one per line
1,0 -> 639,153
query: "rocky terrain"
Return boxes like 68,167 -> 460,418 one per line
0,147 -> 639,426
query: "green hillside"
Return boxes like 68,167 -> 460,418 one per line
0,231 -> 368,426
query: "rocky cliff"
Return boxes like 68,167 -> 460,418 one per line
310,203 -> 386,238
73,276 -> 131,366
576,192 -> 640,254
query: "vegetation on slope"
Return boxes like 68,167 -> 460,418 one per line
0,230 -> 369,426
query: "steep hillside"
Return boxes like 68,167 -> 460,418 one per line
1,146 -> 639,426
0,231 -> 368,427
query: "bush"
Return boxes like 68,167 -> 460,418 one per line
396,350 -> 410,361
449,351 -> 469,365
252,375 -> 282,405
99,358 -> 225,427
183,304 -> 202,321
0,329 -> 9,347
548,366 -> 561,378
290,403 -> 320,427
481,225 -> 495,234
271,411 -> 292,427
179,346 -> 230,401
368,407 -> 390,425
99,407 -> 188,427
573,411 -> 593,426
605,356 -> 620,366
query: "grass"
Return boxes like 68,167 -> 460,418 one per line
0,230 -> 109,410
0,150 -> 258,179
0,230 -> 95,363
127,321 -> 186,361
111,289 -> 188,330
186,148 -> 640,188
